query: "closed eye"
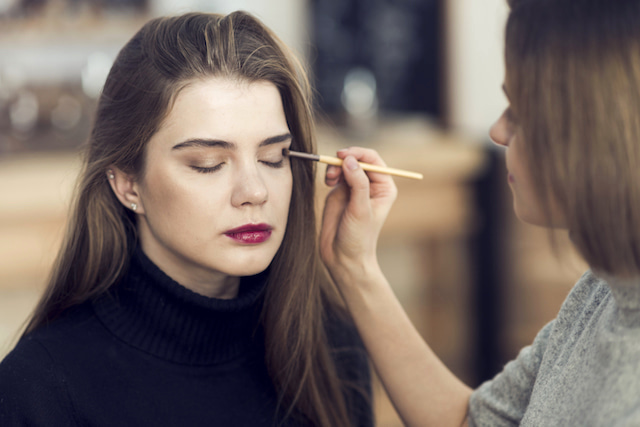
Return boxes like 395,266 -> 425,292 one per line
191,163 -> 225,174
261,159 -> 284,168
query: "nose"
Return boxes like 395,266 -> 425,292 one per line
231,164 -> 268,207
489,110 -> 511,147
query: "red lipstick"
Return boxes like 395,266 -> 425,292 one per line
224,223 -> 273,244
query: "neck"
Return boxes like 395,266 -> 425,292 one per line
191,275 -> 241,299
138,237 -> 241,299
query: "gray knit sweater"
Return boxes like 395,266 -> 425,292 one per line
469,271 -> 640,426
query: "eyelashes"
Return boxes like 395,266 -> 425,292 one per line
191,158 -> 285,174
192,164 -> 224,174
262,159 -> 284,168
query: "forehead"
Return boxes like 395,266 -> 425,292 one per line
153,77 -> 289,149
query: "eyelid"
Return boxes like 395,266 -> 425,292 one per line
191,163 -> 224,174
259,146 -> 287,166
261,159 -> 285,168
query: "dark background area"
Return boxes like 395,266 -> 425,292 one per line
310,0 -> 443,121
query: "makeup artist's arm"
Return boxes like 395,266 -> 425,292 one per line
320,147 -> 472,427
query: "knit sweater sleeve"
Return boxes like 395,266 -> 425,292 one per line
467,320 -> 554,426
0,336 -> 77,426
467,271 -> 599,426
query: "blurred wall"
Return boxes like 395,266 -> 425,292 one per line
151,0 -> 512,141
446,0 -> 509,140
149,0 -> 309,59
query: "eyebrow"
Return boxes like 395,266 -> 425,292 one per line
171,133 -> 292,150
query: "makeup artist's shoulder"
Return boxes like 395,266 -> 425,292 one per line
571,270 -> 612,299
555,270 -> 612,320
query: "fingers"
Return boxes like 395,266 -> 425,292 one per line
319,146 -> 399,278
325,164 -> 343,187
336,147 -> 387,166
324,146 -> 393,187
320,183 -> 348,258
340,156 -> 374,218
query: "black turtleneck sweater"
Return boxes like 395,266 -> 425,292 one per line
0,249 -> 372,426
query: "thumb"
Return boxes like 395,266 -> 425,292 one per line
341,156 -> 372,218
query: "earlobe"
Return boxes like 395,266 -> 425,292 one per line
106,167 -> 144,214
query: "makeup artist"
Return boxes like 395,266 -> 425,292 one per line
320,0 -> 640,425
0,12 -> 371,426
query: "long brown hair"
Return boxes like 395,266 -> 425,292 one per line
24,11 -> 357,426
505,0 -> 640,276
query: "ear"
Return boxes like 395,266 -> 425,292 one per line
106,167 -> 145,214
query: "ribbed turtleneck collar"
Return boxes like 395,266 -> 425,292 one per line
92,247 -> 268,365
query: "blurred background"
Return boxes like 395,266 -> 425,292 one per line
0,0 -> 587,425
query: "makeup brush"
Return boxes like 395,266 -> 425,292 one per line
283,149 -> 423,180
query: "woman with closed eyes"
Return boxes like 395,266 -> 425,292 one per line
0,12 -> 372,427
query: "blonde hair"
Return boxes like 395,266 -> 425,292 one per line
24,11 -> 362,426
505,0 -> 640,275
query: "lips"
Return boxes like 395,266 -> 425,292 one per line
224,223 -> 273,244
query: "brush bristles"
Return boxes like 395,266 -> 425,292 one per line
283,149 -> 320,161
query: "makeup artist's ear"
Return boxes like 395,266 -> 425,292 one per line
106,167 -> 145,214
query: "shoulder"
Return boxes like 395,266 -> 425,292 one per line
0,303 -> 99,425
0,302 -> 94,381
15,303 -> 100,358
324,304 -> 367,358
564,270 -> 608,304
323,304 -> 374,426
1,333 -> 58,378
468,271 -> 610,424
0,334 -> 77,425
554,270 -> 610,326
323,304 -> 370,385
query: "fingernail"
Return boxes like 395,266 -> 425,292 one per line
345,156 -> 358,171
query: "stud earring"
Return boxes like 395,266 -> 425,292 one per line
130,203 -> 138,211
107,170 -> 115,180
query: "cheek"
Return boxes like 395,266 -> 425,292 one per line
506,137 -> 525,177
139,163 -> 215,219
282,174 -> 294,207
140,166 -> 182,206
270,173 -> 293,216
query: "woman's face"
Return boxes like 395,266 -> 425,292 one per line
490,88 -> 564,228
489,91 -> 548,226
132,78 -> 293,297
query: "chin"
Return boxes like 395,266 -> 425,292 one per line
219,257 -> 273,278
513,203 -> 545,227
238,265 -> 270,277
513,199 -> 568,229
